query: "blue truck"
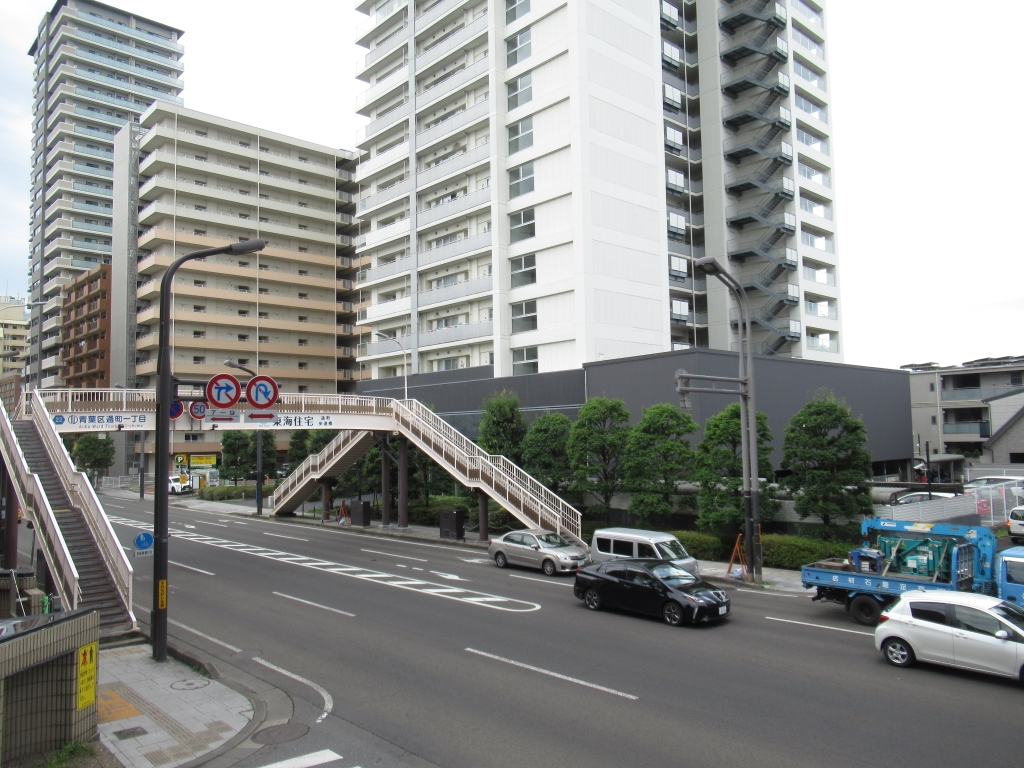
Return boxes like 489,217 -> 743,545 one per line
801,518 -> 1024,625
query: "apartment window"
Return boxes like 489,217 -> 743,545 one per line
795,94 -> 827,123
509,162 -> 534,198
298,247 -> 309,253
298,270 -> 308,276
238,334 -> 249,341
663,83 -> 682,111
193,356 -> 205,365
801,229 -> 835,253
192,330 -> 206,339
671,299 -> 689,319
434,274 -> 459,289
193,280 -> 206,287
193,305 -> 206,313
298,292 -> 308,299
507,73 -> 532,110
662,40 -> 682,68
194,229 -> 207,236
434,356 -> 464,372
298,338 -> 308,346
258,288 -> 269,295
259,335 -> 269,343
259,217 -> 269,223
508,117 -> 533,154
509,208 -> 535,243
432,233 -> 462,248
929,382 -> 935,392
259,360 -> 270,368
510,254 -> 536,287
931,416 -> 937,425
184,433 -> 202,443
513,346 -> 538,375
237,285 -> 250,293
667,211 -> 687,236
506,0 -> 529,23
667,168 -> 687,193
298,385 -> 308,393
434,316 -> 461,330
794,0 -> 823,27
511,300 -> 537,333
798,161 -> 831,188
194,204 -> 206,211
669,255 -> 688,276
797,127 -> 829,155
298,315 -> 307,322
800,195 -> 832,220
1012,372 -> 1024,387
665,125 -> 685,152
506,28 -> 531,67
258,311 -> 269,319
793,28 -> 825,59
794,61 -> 827,91
298,362 -> 308,370
238,309 -> 250,316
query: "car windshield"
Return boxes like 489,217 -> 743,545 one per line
992,602 -> 1024,632
655,539 -> 689,560
536,533 -> 569,548
650,563 -> 697,586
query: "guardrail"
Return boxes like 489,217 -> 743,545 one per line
0,398 -> 78,611
26,393 -> 134,627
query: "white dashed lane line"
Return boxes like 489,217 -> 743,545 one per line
361,548 -> 427,562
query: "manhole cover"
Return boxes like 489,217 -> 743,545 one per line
171,679 -> 211,690
253,723 -> 309,745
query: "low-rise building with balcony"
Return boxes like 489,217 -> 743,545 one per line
59,263 -> 110,387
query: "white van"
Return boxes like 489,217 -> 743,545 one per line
590,528 -> 699,575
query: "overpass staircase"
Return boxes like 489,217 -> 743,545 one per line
0,392 -> 134,634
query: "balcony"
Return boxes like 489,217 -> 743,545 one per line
802,266 -> 837,286
725,170 -> 794,197
720,29 -> 788,65
356,0 -> 409,47
355,141 -> 409,183
723,137 -> 792,164
415,98 -> 489,151
668,273 -> 708,292
416,13 -> 488,72
358,253 -> 412,284
417,187 -> 491,229
416,142 -> 490,188
416,56 -> 488,111
943,422 -> 990,438
719,0 -> 788,33
419,274 -> 492,307
360,337 -> 412,357
358,100 -> 411,144
418,230 -> 491,266
417,319 -> 492,348
415,0 -> 468,34
356,216 -> 411,251
358,31 -> 408,79
364,295 -> 412,322
721,66 -> 790,98
941,387 -> 1022,402
669,311 -> 709,326
356,65 -> 409,115
358,178 -> 413,215
726,206 -> 796,233
804,301 -> 838,321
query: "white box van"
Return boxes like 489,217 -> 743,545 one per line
590,528 -> 699,575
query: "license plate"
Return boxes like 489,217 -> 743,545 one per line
718,606 -> 728,616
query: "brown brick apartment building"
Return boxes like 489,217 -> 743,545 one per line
60,265 -> 111,387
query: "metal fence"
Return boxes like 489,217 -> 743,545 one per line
99,476 -> 137,489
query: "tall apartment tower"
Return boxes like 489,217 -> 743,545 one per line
352,0 -> 841,380
109,104 -> 360,397
26,0 -> 184,389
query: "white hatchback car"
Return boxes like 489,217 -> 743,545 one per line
875,592 -> 1024,680
1009,506 -> 1024,545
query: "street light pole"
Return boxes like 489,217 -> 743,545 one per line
374,332 -> 408,400
694,256 -> 762,583
153,239 -> 264,662
223,360 -> 261,515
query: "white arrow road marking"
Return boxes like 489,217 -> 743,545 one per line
430,571 -> 468,581
183,524 -> 196,529
459,557 -> 492,564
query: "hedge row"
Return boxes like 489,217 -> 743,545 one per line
668,531 -> 853,570
198,484 -> 276,501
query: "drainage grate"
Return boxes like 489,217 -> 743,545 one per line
252,723 -> 310,744
112,727 -> 148,740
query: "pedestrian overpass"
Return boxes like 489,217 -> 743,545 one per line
0,389 -> 583,635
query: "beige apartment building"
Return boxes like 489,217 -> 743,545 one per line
0,298 -> 30,379
110,104 -> 361,399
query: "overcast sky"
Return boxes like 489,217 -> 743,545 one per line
0,1 -> 1019,371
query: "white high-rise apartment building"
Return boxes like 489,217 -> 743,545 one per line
352,0 -> 841,379
27,0 -> 184,389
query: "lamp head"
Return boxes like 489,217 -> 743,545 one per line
693,256 -> 725,275
229,238 -> 266,254
223,359 -> 240,369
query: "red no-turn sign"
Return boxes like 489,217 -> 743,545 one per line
206,373 -> 242,409
245,375 -> 280,410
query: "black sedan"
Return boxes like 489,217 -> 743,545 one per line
573,559 -> 731,626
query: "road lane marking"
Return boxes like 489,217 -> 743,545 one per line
510,574 -> 574,587
264,533 -> 309,541
136,609 -> 243,653
460,557 -> 492,564
765,616 -> 874,637
105,504 -> 126,509
362,548 -> 428,562
108,516 -> 541,612
412,567 -> 424,571
736,588 -> 802,598
430,571 -> 468,581
465,648 -> 638,700
199,522 -> 228,528
184,524 -> 197,529
272,592 -> 355,617
170,561 -> 215,576
253,750 -> 342,768
253,657 -> 333,723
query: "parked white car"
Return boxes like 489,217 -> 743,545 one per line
875,592 -> 1024,680
168,476 -> 191,494
1009,506 -> 1024,545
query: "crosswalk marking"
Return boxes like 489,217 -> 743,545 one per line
107,516 -> 540,613
254,748 -> 342,768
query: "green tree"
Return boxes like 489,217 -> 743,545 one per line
72,434 -> 115,485
251,430 -> 277,483
693,402 -> 778,531
477,390 -> 527,463
220,431 -> 255,485
624,403 -> 699,524
781,393 -> 873,538
522,413 -> 574,496
307,429 -> 339,455
287,431 -> 309,470
567,398 -> 631,519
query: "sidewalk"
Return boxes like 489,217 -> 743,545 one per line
97,643 -> 258,768
696,560 -> 812,594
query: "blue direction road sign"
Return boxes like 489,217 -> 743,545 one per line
134,531 -> 154,550
206,373 -> 242,409
245,375 -> 280,410
169,401 -> 184,419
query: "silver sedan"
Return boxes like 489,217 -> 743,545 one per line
488,530 -> 588,576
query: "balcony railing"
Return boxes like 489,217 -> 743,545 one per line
941,387 -> 1022,401
417,319 -> 493,348
418,231 -> 491,266
802,266 -> 837,286
943,422 -> 990,437
419,274 -> 492,306
806,336 -> 840,354
417,186 -> 491,229
804,301 -> 837,320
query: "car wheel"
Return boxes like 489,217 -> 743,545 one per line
662,601 -> 685,627
542,559 -> 557,577
850,595 -> 882,626
584,588 -> 602,611
882,637 -> 915,667
495,552 -> 507,568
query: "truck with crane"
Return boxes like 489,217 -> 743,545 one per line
801,518 -> 1024,625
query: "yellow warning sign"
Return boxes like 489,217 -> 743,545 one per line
77,641 -> 98,710
158,579 -> 167,610
188,454 -> 217,467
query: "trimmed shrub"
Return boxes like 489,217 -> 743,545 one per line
198,484 -> 275,501
760,534 -> 851,571
670,531 -> 726,561
406,495 -> 471,527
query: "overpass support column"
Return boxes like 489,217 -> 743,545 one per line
398,437 -> 409,529
478,492 -> 489,542
381,442 -> 392,528
3,459 -> 18,569
321,482 -> 332,524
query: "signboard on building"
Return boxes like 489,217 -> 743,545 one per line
189,454 -> 217,467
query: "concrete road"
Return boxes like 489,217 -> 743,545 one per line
100,496 -> 1023,768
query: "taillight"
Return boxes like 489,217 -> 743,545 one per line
877,615 -> 890,624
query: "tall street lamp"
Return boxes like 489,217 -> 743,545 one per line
223,359 -> 263,517
374,332 -> 409,400
153,238 -> 264,662
694,256 -> 762,583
